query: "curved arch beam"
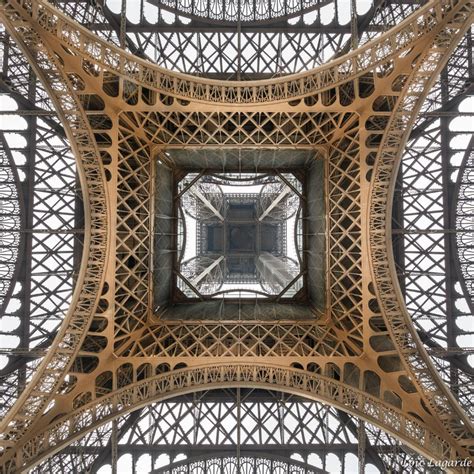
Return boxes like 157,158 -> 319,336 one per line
3,0 -> 464,105
16,364 -> 451,470
368,0 -> 473,449
0,0 -> 109,446
0,0 -> 472,471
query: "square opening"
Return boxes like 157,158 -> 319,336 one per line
176,172 -> 303,299
153,149 -> 325,320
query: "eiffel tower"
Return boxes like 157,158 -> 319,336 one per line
0,0 -> 472,472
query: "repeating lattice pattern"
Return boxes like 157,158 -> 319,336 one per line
114,125 -> 152,347
31,392 -> 444,474
456,143 -> 474,310
0,0 -> 472,471
122,395 -> 358,447
368,0 -> 473,452
0,34 -> 79,419
61,0 -> 422,79
160,456 -> 321,474
18,364 -> 453,469
25,0 -> 457,104
125,111 -> 353,148
30,390 -> 404,473
130,31 -> 352,78
327,118 -> 363,352
153,0 -> 324,22
0,1 -> 109,456
121,321 -> 354,358
0,135 -> 22,313
401,121 -> 450,345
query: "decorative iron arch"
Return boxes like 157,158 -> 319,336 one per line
454,134 -> 474,314
0,132 -> 24,316
367,4 -> 474,447
147,0 -> 336,24
152,450 -> 327,474
15,363 -> 451,471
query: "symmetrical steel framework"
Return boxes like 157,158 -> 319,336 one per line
176,172 -> 302,298
0,0 -> 472,472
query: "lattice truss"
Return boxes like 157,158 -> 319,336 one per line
391,30 -> 474,417
75,0 -> 423,79
29,390 -> 437,474
0,29 -> 81,419
0,0 -> 472,473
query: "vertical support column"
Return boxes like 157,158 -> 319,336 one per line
120,0 -> 127,49
236,0 -> 241,81
351,0 -> 358,51
236,388 -> 241,471
256,253 -> 296,293
193,392 -> 198,446
440,67 -> 459,396
278,393 -> 285,445
1,31 -> 9,73
196,34 -> 204,74
358,419 -> 366,474
111,418 -> 118,474
111,307 -> 119,474
17,65 -> 37,393
276,34 -> 283,76
468,31 -> 473,74
132,452 -> 137,474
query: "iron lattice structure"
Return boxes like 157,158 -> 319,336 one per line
0,0 -> 472,473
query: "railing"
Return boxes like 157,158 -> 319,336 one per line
154,0 -> 326,23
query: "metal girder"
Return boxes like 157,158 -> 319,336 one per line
0,0 -> 472,472
0,78 -> 65,138
40,389 -> 406,472
72,0 -> 403,79
0,132 -> 23,317
258,186 -> 291,221
454,134 -> 474,315
395,40 -> 474,415
97,0 -> 147,59
417,329 -> 474,377
410,82 -> 474,141
335,411 -> 386,473
190,187 -> 224,221
0,28 -> 82,423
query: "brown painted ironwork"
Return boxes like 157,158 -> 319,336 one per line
0,0 -> 472,472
